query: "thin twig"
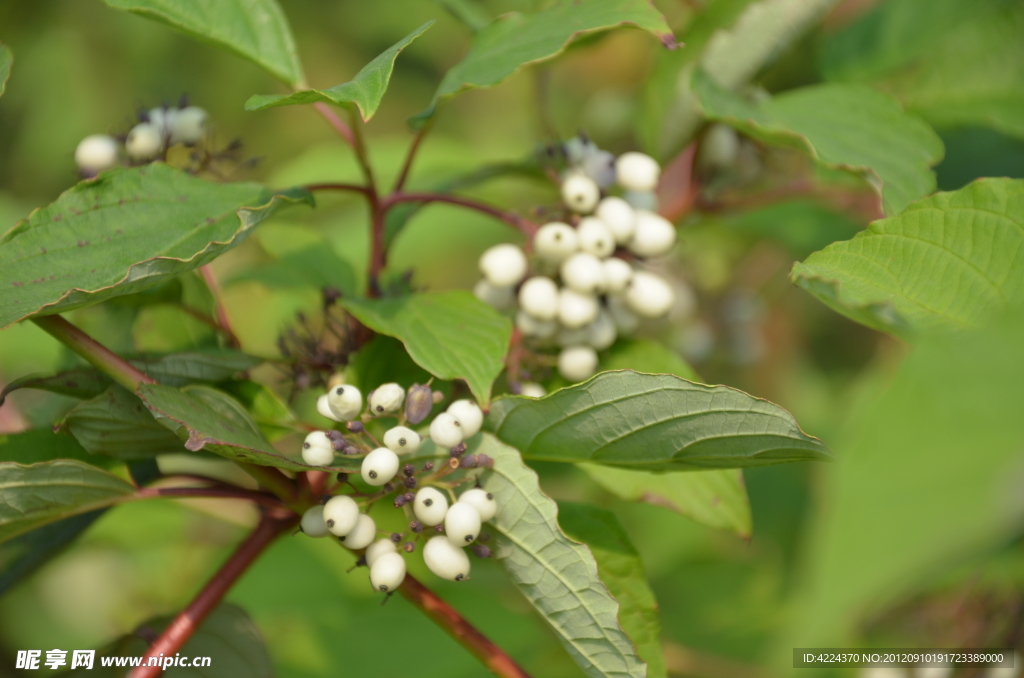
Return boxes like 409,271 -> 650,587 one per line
312,102 -> 356,147
133,486 -> 284,509
32,315 -> 156,392
303,182 -> 373,196
393,119 -> 433,193
383,192 -> 538,237
347,109 -> 378,195
199,266 -> 240,349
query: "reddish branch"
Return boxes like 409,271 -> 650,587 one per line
382,192 -> 538,238
312,102 -> 356,147
32,315 -> 156,391
199,265 -> 240,349
399,574 -> 533,678
134,486 -> 284,509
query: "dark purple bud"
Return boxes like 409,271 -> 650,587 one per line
423,461 -> 434,472
403,476 -> 418,489
405,384 -> 434,424
435,524 -> 445,533
403,464 -> 416,477
410,521 -> 423,533
347,421 -> 365,433
459,455 -> 478,469
335,473 -> 348,484
394,495 -> 407,508
343,445 -> 360,455
330,438 -> 347,452
471,544 -> 493,558
390,532 -> 403,543
325,430 -> 345,442
403,493 -> 415,503
476,454 -> 494,468
403,542 -> 416,553
383,482 -> 395,493
477,532 -> 491,543
450,442 -> 467,458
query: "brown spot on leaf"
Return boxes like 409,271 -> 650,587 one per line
12,281 -> 23,287
53,214 -> 63,221
77,240 -> 89,247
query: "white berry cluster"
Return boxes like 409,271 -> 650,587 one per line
74,103 -> 208,176
299,379 -> 500,594
474,138 -> 677,383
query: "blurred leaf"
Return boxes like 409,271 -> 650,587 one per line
0,43 -> 11,98
342,291 -> 512,405
788,306 -> 1024,645
64,386 -> 188,459
64,603 -> 272,677
791,178 -> 1024,336
583,465 -> 751,537
245,21 -> 433,121
603,338 -> 699,381
346,335 -> 434,394
0,510 -> 104,596
0,429 -> 115,467
102,0 -> 305,86
558,501 -> 667,678
434,0 -> 492,32
412,0 -> 673,127
1,369 -> 111,404
719,199 -> 863,257
0,165 -> 312,330
694,71 -> 943,215
477,434 -> 647,678
487,371 -> 831,471
231,243 -> 357,296
0,460 -> 134,544
220,380 -> 296,441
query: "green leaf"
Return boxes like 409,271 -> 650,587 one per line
0,511 -> 104,596
245,21 -> 433,121
0,460 -> 135,544
1,370 -> 111,404
434,0 -> 492,32
102,0 -> 305,86
558,501 -> 666,678
476,434 -> 647,678
0,165 -> 311,330
412,0 -> 674,127
0,42 -> 11,98
0,429 -> 115,467
231,242 -> 357,296
64,386 -> 188,459
487,370 -> 831,470
694,70 -> 943,215
341,291 -> 512,405
602,338 -> 699,381
346,335 -> 435,394
219,380 -> 297,442
582,465 -> 751,537
791,178 -> 1024,336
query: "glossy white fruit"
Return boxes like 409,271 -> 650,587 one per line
607,295 -> 640,334
603,258 -> 633,294
383,426 -> 421,454
629,210 -> 676,258
615,151 -> 660,192
558,289 -> 599,329
301,431 -> 335,467
519,382 -> 547,398
370,552 -> 406,593
473,279 -> 516,311
423,535 -> 471,581
74,135 -> 119,172
365,538 -> 397,567
561,172 -> 600,213
361,447 -> 400,486
125,123 -> 163,160
300,505 -> 330,538
445,502 -> 482,546
148,107 -> 176,136
458,488 -> 497,522
586,310 -> 618,350
447,399 -> 483,439
533,222 -> 579,263
560,253 -> 606,295
577,217 -> 616,258
558,345 -> 599,382
582,149 -> 616,188
479,243 -> 528,287
414,487 -> 449,526
316,394 -> 342,422
369,382 -> 404,414
323,495 -> 360,537
518,276 -> 559,321
595,197 -> 636,244
625,271 -> 675,318
429,412 -> 463,449
516,309 -> 558,340
327,384 -> 362,420
339,513 -> 376,550
169,106 -> 207,145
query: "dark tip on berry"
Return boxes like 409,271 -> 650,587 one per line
376,405 -> 384,412
455,574 -> 465,581
390,533 -> 402,543
464,534 -> 473,543
379,585 -> 389,592
435,524 -> 445,533
336,387 -> 344,395
369,470 -> 378,479
486,493 -> 493,500
424,498 -> 433,507
399,438 -> 407,446
326,519 -> 335,528
403,542 -> 415,553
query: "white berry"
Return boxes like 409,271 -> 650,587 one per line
479,244 -> 528,287
699,123 -> 740,171
148,107 -> 176,137
556,323 -> 591,347
125,123 -> 163,160
429,412 -> 463,449
458,488 -> 497,522
423,535 -> 471,581
623,190 -> 658,212
516,309 -> 558,340
582,149 -> 616,189
518,276 -> 559,321
361,447 -> 400,486
558,289 -> 599,329
447,399 -> 483,439
339,513 -> 376,550
603,258 -> 634,294
560,253 -> 606,295
561,172 -> 600,213
616,152 -> 660,192
370,552 -> 406,593
300,505 -> 330,538
595,197 -> 636,245
302,431 -> 335,467
327,384 -> 363,420
519,382 -> 546,398
534,222 -> 579,263
629,210 -> 676,258
369,382 -> 404,415
365,538 -> 397,567
577,217 -> 616,259
414,487 -> 449,526
323,495 -> 360,537
473,279 -> 516,311
625,271 -> 675,318
169,106 -> 208,145
74,135 -> 119,173
558,345 -> 599,382
587,310 -> 618,351
383,426 -> 421,454
316,394 -> 342,422
608,295 -> 640,334
445,502 -> 482,546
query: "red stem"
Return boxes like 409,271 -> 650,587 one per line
393,121 -> 432,193
312,102 -> 356,147
128,510 -> 297,678
399,574 -> 533,678
382,192 -> 538,238
32,315 -> 156,392
303,182 -> 372,196
199,266 -> 240,349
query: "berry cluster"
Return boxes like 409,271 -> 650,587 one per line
475,137 -> 678,384
74,101 -> 209,176
299,380 -> 499,594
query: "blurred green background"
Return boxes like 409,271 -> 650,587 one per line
2,1 -> 1024,676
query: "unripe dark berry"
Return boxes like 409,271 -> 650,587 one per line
404,383 -> 434,424
335,473 -> 348,484
390,532 -> 402,543
383,482 -> 396,493
404,493 -> 415,504
403,476 -> 418,489
347,421 -> 365,433
450,442 -> 467,457
435,524 -> 445,533
343,445 -> 360,455
460,455 -> 478,468
394,495 -> 407,508
403,464 -> 416,477
476,454 -> 494,468
403,542 -> 416,553
410,521 -> 423,533
423,461 -> 435,472
325,430 -> 345,443
471,544 -> 493,558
